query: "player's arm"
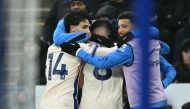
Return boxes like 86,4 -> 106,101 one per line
79,43 -> 118,56
61,42 -> 133,69
160,55 -> 176,89
93,45 -> 118,56
76,44 -> 133,69
116,27 -> 159,48
159,40 -> 170,55
131,26 -> 159,39
53,18 -> 89,46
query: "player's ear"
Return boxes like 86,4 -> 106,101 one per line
93,30 -> 99,35
70,25 -> 76,32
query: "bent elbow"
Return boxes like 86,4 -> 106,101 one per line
53,33 -> 60,46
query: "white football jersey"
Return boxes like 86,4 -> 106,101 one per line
79,42 -> 124,109
40,44 -> 95,109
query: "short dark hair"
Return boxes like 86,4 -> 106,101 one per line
64,10 -> 92,33
91,20 -> 112,33
118,11 -> 138,25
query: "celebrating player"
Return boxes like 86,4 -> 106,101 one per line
40,10 -> 92,109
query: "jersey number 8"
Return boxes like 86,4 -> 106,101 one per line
93,68 -> 112,81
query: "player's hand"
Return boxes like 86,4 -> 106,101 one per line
90,34 -> 114,48
117,32 -> 134,48
60,42 -> 80,56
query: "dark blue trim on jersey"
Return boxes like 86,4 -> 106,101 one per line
91,45 -> 98,55
73,71 -> 80,109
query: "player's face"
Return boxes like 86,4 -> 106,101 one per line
182,49 -> 190,65
70,1 -> 88,12
71,19 -> 90,33
118,19 -> 136,37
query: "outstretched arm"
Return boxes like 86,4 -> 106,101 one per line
53,18 -> 89,46
76,44 -> 134,69
160,55 -> 176,89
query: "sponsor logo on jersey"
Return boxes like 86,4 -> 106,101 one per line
149,60 -> 159,67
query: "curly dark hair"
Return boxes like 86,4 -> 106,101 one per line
64,10 -> 92,33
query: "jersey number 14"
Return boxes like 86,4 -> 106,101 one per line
48,53 -> 68,80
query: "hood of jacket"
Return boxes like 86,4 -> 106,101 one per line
181,12 -> 190,28
179,38 -> 190,62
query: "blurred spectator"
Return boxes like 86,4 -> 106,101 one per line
173,39 -> 190,83
43,0 -> 94,44
184,0 -> 190,17
157,0 -> 186,33
174,12 -> 190,62
96,0 -> 138,19
182,102 -> 190,109
17,35 -> 49,108
20,35 -> 49,86
43,0 -> 70,43
0,86 -> 28,109
156,0 -> 187,63
95,5 -> 117,22
91,0 -> 108,15
11,89 -> 32,109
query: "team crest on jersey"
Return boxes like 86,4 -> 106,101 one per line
119,44 -> 127,52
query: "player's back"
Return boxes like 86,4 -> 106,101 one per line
79,42 -> 124,109
40,45 -> 82,109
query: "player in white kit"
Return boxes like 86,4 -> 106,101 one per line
40,10 -> 93,109
79,20 -> 124,109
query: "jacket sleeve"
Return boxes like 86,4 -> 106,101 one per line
76,44 -> 134,69
159,40 -> 170,55
53,18 -> 89,46
160,55 -> 176,89
131,26 -> 159,39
